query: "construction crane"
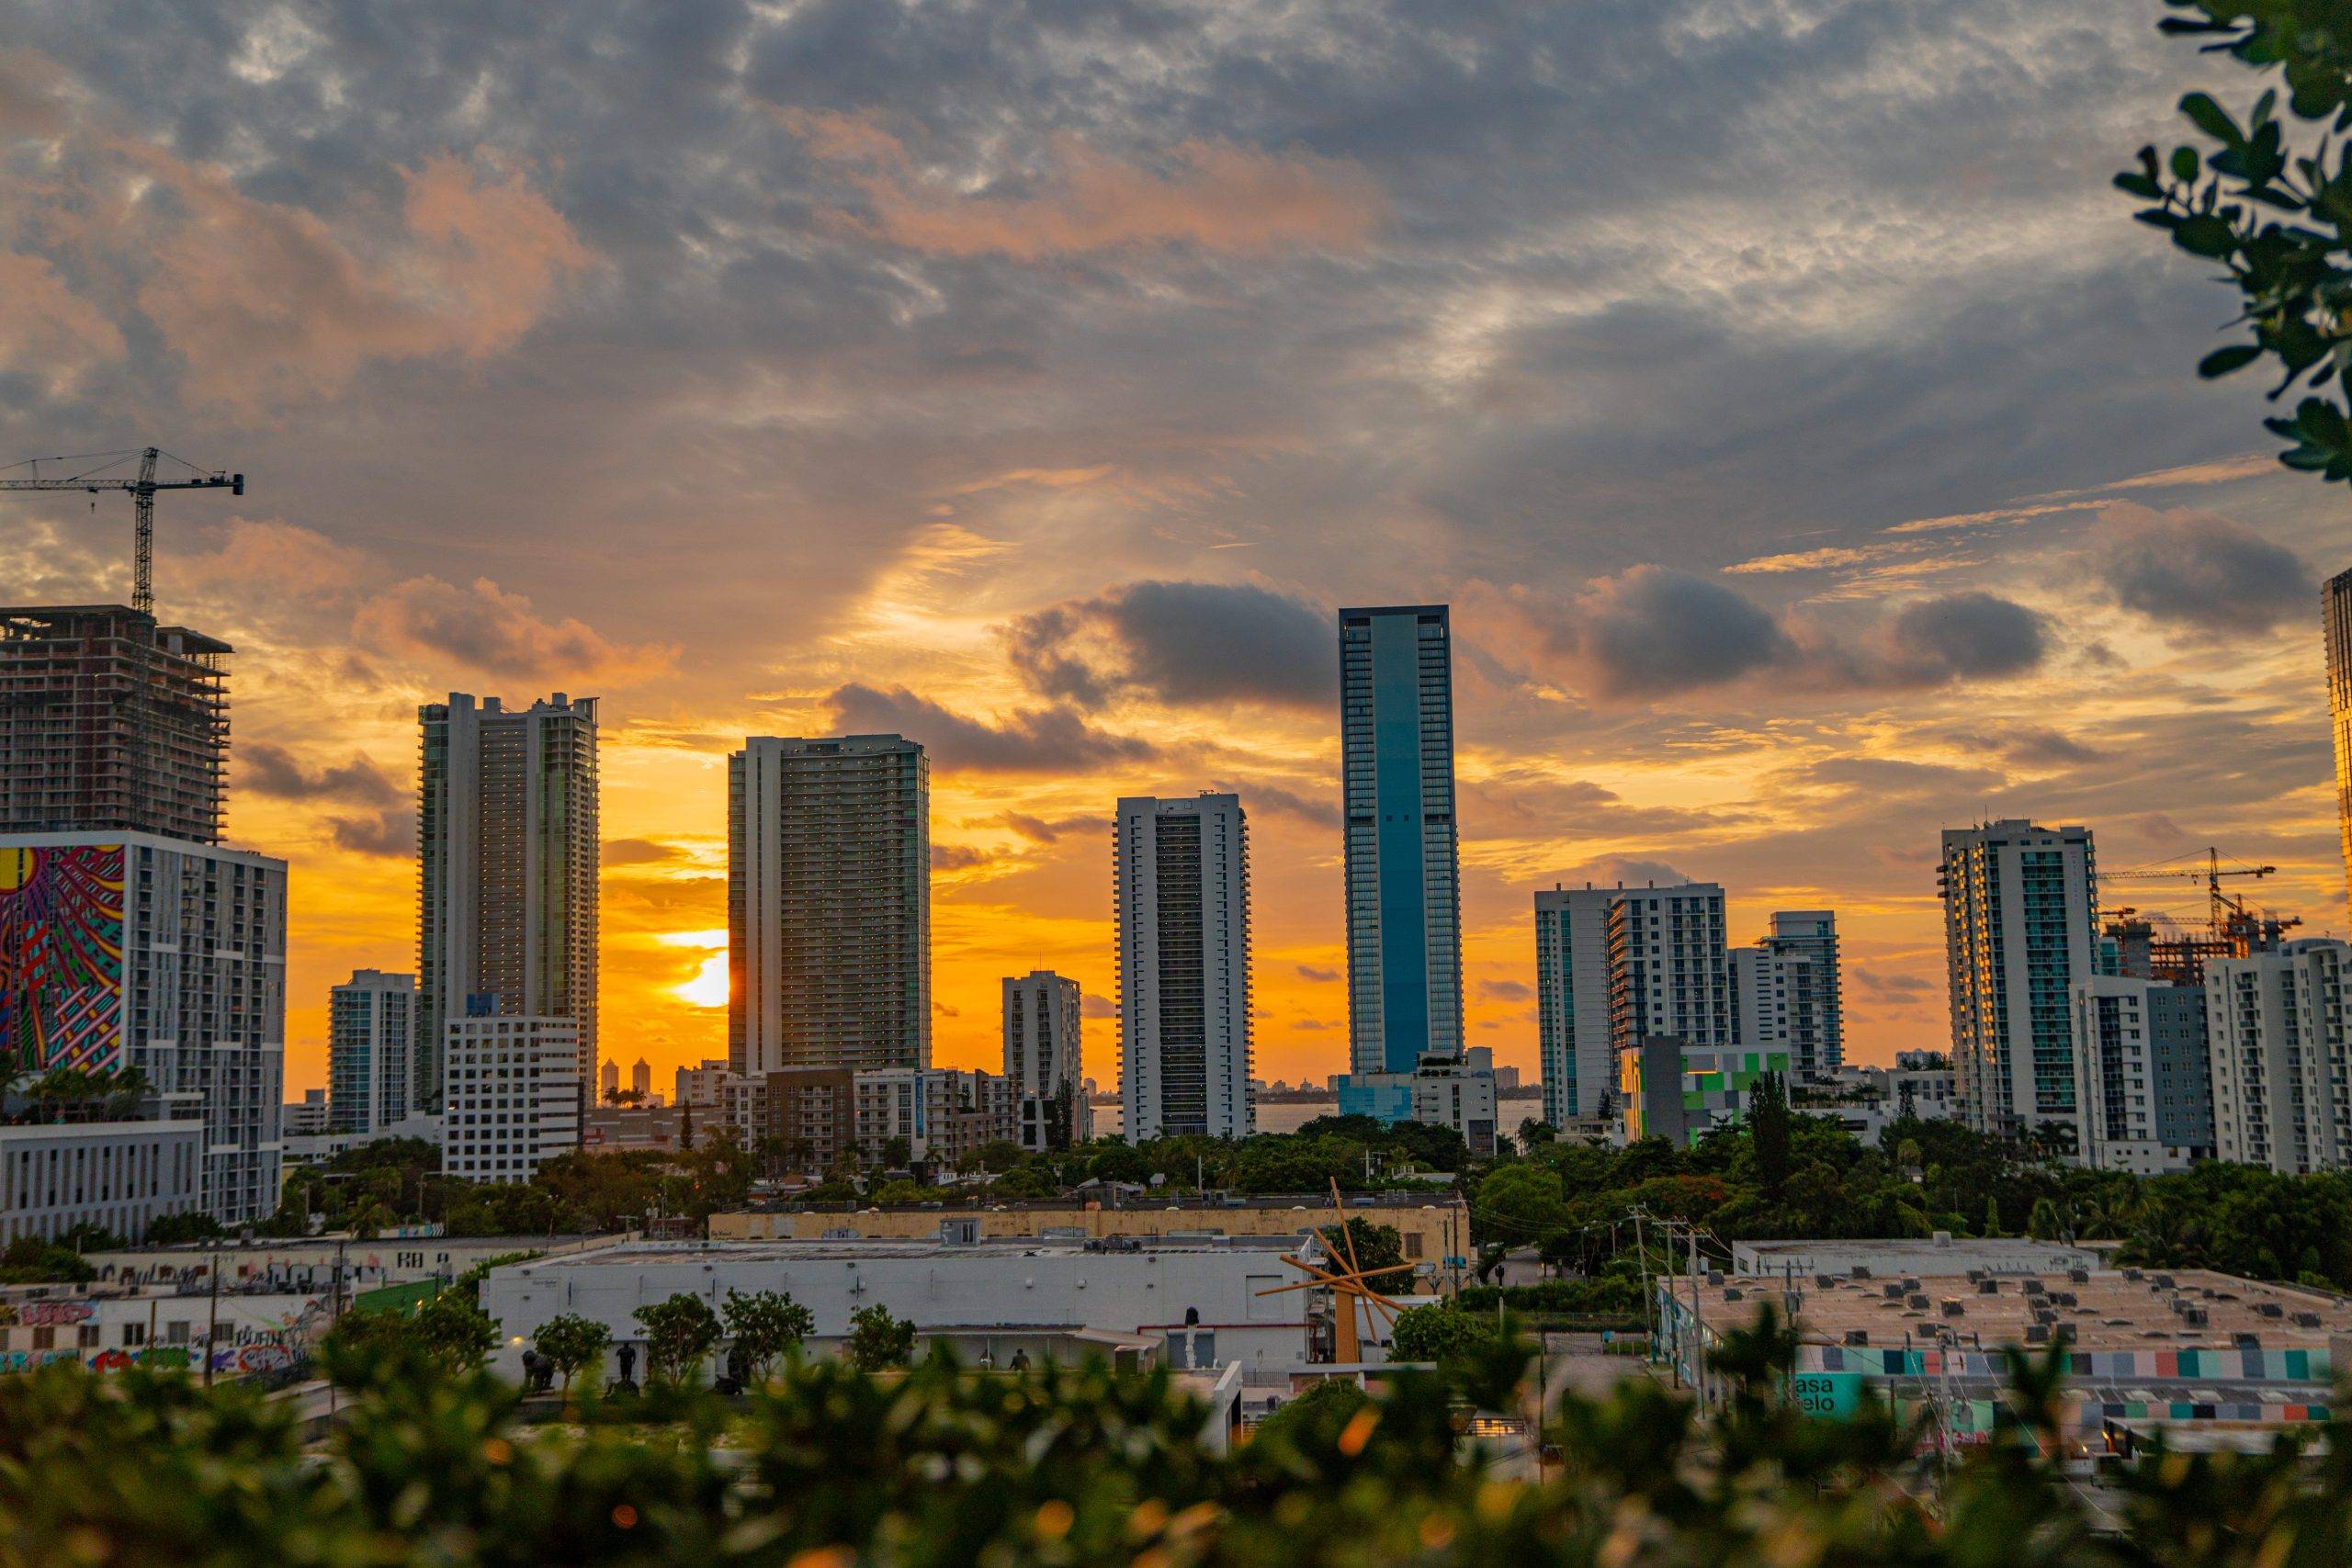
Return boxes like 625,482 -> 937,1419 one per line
0,447 -> 243,615
2104,845 -> 2277,932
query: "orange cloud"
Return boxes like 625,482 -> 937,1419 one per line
6,73 -> 593,415
787,110 -> 1382,261
117,145 -> 591,412
0,251 -> 124,395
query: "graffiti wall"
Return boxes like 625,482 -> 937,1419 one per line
0,843 -> 127,1073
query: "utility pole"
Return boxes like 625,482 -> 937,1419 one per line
203,1235 -> 221,1389
1687,1224 -> 1707,1409
1631,1206 -> 1655,1368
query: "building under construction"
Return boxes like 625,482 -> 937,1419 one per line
0,604 -> 230,843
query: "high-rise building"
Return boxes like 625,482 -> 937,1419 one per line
2205,940 -> 2352,1173
415,693 -> 599,1117
1340,605 -> 1463,1075
1731,910 -> 1843,1080
1116,794 -> 1253,1141
0,605 -> 230,844
1605,884 -> 1734,1054
2329,570 -> 2352,925
729,735 -> 929,1077
631,1056 -> 651,1101
1939,819 -> 2099,1145
1534,886 -> 1617,1126
1003,970 -> 1089,1151
328,969 -> 415,1135
600,1058 -> 620,1102
0,833 -> 286,1224
440,1016 -> 582,1183
2071,976 -> 2214,1175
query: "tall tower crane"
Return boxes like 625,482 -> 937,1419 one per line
2102,846 -> 2301,982
0,447 -> 243,615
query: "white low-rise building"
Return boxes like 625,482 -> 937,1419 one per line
441,1017 -> 582,1182
0,1111 -> 204,1245
482,1235 -> 1377,1386
1793,1052 -> 1959,1147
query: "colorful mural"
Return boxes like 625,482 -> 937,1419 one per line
0,843 -> 127,1074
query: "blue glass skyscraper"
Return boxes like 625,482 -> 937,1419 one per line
1340,604 -> 1464,1074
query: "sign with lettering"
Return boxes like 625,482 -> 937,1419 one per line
1789,1371 -> 1869,1420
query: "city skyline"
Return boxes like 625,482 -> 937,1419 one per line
2,6 -> 2346,1098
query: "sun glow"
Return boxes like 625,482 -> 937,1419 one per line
674,951 -> 729,1008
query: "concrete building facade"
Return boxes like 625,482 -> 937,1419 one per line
2,832 -> 286,1225
483,1236 -> 1354,1387
1606,884 -> 1734,1056
1003,970 -> 1089,1151
0,605 -> 230,844
415,693 -> 599,1116
729,735 -> 929,1077
2071,977 -> 2215,1175
1939,820 -> 2099,1145
0,1112 -> 204,1245
675,1059 -> 735,1109
440,1016 -> 583,1183
2329,568 -> 2352,926
1116,795 -> 1253,1141
1336,1047 -> 1500,1156
1733,910 -> 1843,1079
1340,605 -> 1464,1076
328,969 -> 415,1135
2205,940 -> 2352,1174
1533,886 -> 1616,1127
1620,1039 -> 1790,1148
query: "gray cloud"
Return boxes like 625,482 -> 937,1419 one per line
1946,727 -> 2101,768
1295,964 -> 1340,983
1211,778 -> 1340,829
829,683 -> 1154,773
1854,592 -> 2051,687
993,811 -> 1097,844
1851,969 -> 1935,1000
931,842 -> 991,871
328,810 -> 417,858
241,742 -> 402,807
1003,581 -> 1333,711
2097,508 -> 2314,633
604,837 -> 684,866
1540,571 -> 2052,699
1552,567 -> 1790,698
1080,994 -> 1119,1020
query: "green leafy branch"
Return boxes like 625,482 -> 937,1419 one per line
2122,1 -> 2352,479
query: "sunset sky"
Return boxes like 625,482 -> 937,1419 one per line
1,2 -> 2342,1099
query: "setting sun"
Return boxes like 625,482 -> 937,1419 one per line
672,946 -> 729,1010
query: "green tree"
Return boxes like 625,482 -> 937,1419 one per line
1250,1375 -> 1369,1449
722,1289 -> 814,1384
1388,1303 -> 1496,1364
0,1237 -> 96,1285
633,1293 -> 722,1385
1747,1072 -> 1792,1198
845,1303 -> 916,1372
141,1212 -> 224,1246
2118,5 -> 2352,482
1471,1163 -> 1567,1247
532,1314 -> 609,1394
413,1292 -> 498,1370
1315,1216 -> 1405,1277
